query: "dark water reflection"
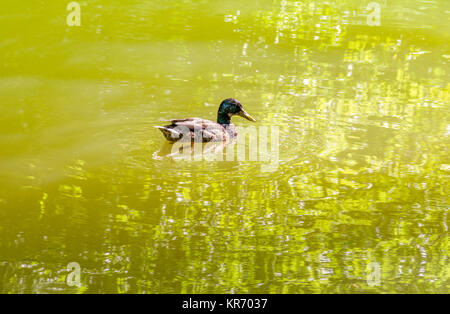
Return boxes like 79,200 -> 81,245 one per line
0,0 -> 448,293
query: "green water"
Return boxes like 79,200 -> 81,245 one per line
0,0 -> 449,293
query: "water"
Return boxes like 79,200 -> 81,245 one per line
0,0 -> 448,293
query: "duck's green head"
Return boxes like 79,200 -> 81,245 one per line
217,98 -> 256,125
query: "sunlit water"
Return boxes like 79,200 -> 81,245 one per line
0,0 -> 448,293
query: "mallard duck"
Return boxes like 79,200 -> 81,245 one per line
155,98 -> 256,143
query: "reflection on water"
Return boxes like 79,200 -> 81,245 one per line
0,0 -> 448,293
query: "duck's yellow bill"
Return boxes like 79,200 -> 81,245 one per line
239,110 -> 256,122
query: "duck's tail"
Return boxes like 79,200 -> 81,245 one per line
154,126 -> 182,142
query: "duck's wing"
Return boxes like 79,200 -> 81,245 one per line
167,118 -> 227,142
169,118 -> 207,128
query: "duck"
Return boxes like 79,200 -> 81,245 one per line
155,98 -> 256,143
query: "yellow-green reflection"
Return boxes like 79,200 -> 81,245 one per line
0,0 -> 448,293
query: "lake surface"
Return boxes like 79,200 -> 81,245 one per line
0,0 -> 448,293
